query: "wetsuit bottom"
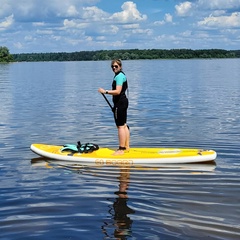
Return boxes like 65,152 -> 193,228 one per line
113,106 -> 127,127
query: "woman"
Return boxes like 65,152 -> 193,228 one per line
98,59 -> 130,155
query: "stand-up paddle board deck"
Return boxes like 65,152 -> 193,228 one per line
30,144 -> 217,165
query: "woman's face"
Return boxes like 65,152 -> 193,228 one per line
111,62 -> 121,73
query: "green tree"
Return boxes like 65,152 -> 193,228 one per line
0,46 -> 13,63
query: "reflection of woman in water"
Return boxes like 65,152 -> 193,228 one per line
113,168 -> 135,238
102,168 -> 135,239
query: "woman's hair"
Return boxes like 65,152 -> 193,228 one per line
111,59 -> 122,68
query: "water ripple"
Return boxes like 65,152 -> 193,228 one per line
17,159 -> 238,239
1,60 -> 240,239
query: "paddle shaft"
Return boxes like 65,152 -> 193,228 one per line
101,93 -> 114,112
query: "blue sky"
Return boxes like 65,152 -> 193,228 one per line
1,0 -> 240,54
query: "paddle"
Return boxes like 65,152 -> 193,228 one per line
101,93 -> 114,112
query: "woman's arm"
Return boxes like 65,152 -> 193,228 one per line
98,85 -> 122,95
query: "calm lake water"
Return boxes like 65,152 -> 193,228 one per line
0,59 -> 240,239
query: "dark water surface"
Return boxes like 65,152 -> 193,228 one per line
0,59 -> 239,239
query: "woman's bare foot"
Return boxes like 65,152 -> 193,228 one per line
112,149 -> 124,155
112,146 -> 126,155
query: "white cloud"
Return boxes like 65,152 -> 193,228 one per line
63,19 -> 88,29
181,30 -> 192,37
63,19 -> 77,28
152,34 -> 177,48
32,22 -> 45,26
96,36 -> 105,41
211,10 -> 227,17
24,35 -> 34,41
82,6 -> 109,21
51,35 -> 61,41
96,24 -> 119,34
123,23 -> 140,29
0,14 -> 14,30
13,42 -> 23,49
132,28 -> 152,35
154,20 -> 165,26
112,40 -> 125,47
66,5 -> 79,17
154,13 -> 173,26
36,29 -> 53,35
220,28 -> 239,35
197,0 -> 240,10
198,12 -> 240,28
175,2 -> 192,17
165,13 -> 173,23
110,1 -> 147,23
194,31 -> 210,39
109,25 -> 119,34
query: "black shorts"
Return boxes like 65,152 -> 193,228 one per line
113,106 -> 127,126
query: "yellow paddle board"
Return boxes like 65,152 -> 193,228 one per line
30,143 -> 217,165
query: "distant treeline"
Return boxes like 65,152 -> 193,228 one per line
12,49 -> 240,62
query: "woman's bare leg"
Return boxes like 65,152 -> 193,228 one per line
113,125 -> 129,155
124,124 -> 130,150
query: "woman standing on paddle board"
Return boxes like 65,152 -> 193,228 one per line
98,59 -> 130,155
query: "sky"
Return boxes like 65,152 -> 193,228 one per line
1,0 -> 240,54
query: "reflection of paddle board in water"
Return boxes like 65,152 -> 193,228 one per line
30,142 -> 217,165
31,157 -> 216,173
